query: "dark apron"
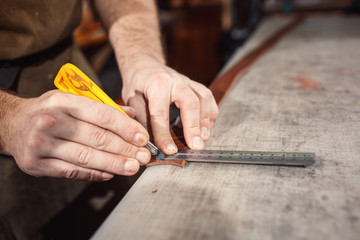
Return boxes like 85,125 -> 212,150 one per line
0,1 -> 102,239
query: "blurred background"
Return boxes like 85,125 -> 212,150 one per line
74,0 -> 359,101
41,0 -> 359,239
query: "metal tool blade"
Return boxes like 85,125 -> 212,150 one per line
163,149 -> 315,166
146,141 -> 165,160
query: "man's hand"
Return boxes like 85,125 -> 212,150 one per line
95,0 -> 219,155
0,90 -> 151,181
121,57 -> 219,155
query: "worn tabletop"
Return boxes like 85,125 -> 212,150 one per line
92,16 -> 360,240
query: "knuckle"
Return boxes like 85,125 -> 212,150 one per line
154,72 -> 171,84
184,97 -> 200,111
91,128 -> 108,149
201,116 -> 210,125
198,88 -> 213,100
122,144 -> 136,157
175,88 -> 200,110
181,75 -> 191,82
88,170 -> 102,181
188,124 -> 201,131
184,92 -> 200,106
96,106 -> 114,127
176,83 -> 190,93
150,111 -> 169,122
64,167 -> 80,180
47,91 -> 65,105
77,148 -> 92,166
20,157 -> 37,174
108,156 -> 126,173
33,113 -> 57,131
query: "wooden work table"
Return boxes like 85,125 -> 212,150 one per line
92,15 -> 360,239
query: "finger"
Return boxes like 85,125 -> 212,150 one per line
188,81 -> 213,140
189,81 -> 219,139
37,158 -> 115,181
120,105 -> 136,118
46,113 -> 151,163
147,81 -> 178,155
190,81 -> 219,127
46,139 -> 141,175
127,92 -> 150,130
209,96 -> 219,128
51,93 -> 149,147
172,82 -> 204,150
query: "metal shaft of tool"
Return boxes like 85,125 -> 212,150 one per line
163,149 -> 315,166
146,141 -> 165,160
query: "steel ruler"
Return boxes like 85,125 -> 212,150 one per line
163,149 -> 315,166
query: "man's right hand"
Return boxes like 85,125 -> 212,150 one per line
1,90 -> 151,181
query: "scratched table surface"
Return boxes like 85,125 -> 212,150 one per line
92,16 -> 360,240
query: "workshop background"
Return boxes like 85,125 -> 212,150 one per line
40,0 -> 359,239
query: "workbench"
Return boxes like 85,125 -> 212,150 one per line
92,15 -> 360,239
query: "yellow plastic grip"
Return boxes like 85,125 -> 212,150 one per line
54,63 -> 126,115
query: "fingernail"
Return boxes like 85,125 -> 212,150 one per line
136,150 -> 150,164
124,159 -> 139,174
165,142 -> 177,153
191,136 -> 204,149
133,132 -> 147,145
201,127 -> 209,140
102,172 -> 114,180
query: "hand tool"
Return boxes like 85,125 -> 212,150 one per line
54,63 -> 165,160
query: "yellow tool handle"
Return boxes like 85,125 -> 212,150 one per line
54,63 -> 166,159
54,63 -> 127,115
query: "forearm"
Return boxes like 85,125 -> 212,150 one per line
95,0 -> 165,80
0,90 -> 24,155
95,0 -> 218,153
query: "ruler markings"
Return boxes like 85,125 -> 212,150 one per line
164,150 -> 315,166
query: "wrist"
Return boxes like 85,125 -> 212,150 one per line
0,91 -> 26,155
108,16 -> 165,79
119,54 -> 166,85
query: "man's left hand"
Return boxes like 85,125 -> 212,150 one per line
121,56 -> 219,155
